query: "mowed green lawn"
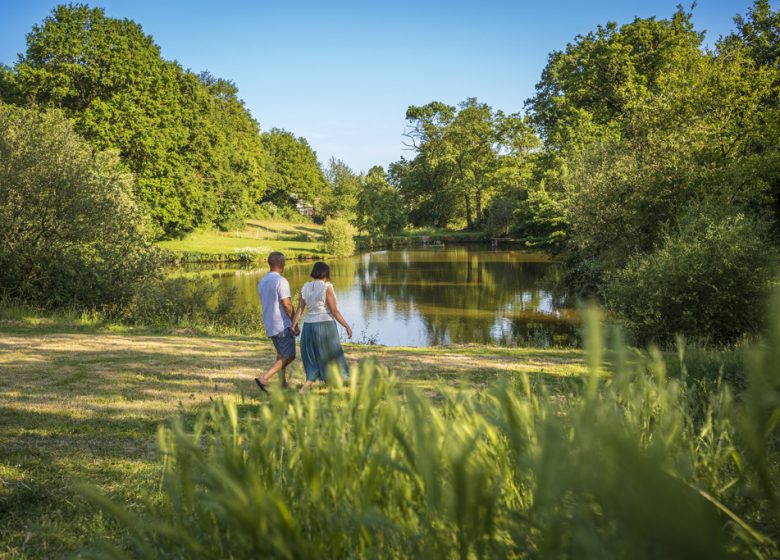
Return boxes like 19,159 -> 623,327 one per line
156,219 -> 326,259
0,330 -> 584,558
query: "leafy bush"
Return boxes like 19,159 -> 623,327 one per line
84,308 -> 780,559
514,185 -> 568,251
321,218 -> 356,256
605,211 -> 776,345
121,276 -> 263,334
0,103 -> 161,308
484,196 -> 517,237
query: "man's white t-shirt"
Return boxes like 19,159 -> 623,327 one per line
258,271 -> 292,337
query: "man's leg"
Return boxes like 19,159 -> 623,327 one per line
257,328 -> 296,390
259,355 -> 292,385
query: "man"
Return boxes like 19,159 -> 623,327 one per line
255,251 -> 298,393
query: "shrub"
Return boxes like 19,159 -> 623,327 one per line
604,211 -> 776,345
321,218 -> 356,256
121,276 -> 263,334
484,196 -> 516,238
0,103 -> 161,308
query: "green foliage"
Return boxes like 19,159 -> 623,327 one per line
84,309 -> 780,558
514,184 -> 569,251
185,73 -> 267,231
0,64 -> 20,104
0,102 -> 161,308
605,211 -> 776,345
356,166 -> 407,236
262,128 -> 328,216
483,196 -> 516,237
526,2 -> 780,341
121,276 -> 263,334
5,4 -> 266,235
729,0 -> 780,68
322,157 -> 361,219
389,155 -> 461,228
321,218 -> 356,256
398,98 -> 538,229
527,6 -> 702,146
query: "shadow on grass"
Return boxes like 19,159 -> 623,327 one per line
0,329 -> 587,558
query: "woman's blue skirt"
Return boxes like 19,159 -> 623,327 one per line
300,321 -> 349,382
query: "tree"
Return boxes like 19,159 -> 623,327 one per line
262,128 -> 328,216
12,5 -> 199,234
526,7 -> 702,147
0,103 -> 160,307
484,197 -> 516,238
356,166 -> 407,237
399,99 -> 538,229
729,0 -> 780,68
184,73 -> 267,230
531,7 -> 780,341
7,4 -> 268,235
322,158 -> 361,219
389,155 -> 461,228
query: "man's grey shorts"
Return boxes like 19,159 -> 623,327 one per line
270,327 -> 296,360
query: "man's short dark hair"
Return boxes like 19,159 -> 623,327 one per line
268,251 -> 285,269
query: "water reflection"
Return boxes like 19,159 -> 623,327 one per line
194,247 -> 578,347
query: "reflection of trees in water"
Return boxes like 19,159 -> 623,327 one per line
220,258 -> 359,306
356,247 -> 576,345
206,247 -> 577,346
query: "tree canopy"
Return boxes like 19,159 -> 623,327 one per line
4,4 -> 267,236
398,98 -> 538,229
261,128 -> 329,217
0,102 -> 160,307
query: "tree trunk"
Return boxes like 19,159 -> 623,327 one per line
464,194 -> 473,229
475,190 -> 482,225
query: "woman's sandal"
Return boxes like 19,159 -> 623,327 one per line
254,378 -> 269,394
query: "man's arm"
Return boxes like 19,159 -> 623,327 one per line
291,290 -> 306,335
281,297 -> 294,321
278,277 -> 294,319
278,278 -> 297,333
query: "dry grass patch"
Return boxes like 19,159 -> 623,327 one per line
0,330 -> 580,558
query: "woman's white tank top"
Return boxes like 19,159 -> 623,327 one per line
301,280 -> 335,323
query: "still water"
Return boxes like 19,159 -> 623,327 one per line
204,247 -> 578,347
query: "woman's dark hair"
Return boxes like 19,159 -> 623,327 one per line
310,261 -> 330,280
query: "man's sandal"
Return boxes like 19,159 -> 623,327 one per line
254,378 -> 269,394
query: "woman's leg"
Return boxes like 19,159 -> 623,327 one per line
300,323 -> 321,383
321,321 -> 349,381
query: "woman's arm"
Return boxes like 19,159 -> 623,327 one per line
291,290 -> 306,335
325,285 -> 352,339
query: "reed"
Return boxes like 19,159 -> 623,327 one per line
82,307 -> 780,558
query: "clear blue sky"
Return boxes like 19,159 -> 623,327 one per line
0,0 -> 763,172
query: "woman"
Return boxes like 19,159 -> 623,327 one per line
291,261 -> 352,388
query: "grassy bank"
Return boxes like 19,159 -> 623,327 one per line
156,219 -> 492,263
0,328 -> 584,558
157,220 -> 326,263
355,227 -> 489,250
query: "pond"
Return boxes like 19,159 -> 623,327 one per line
197,246 -> 579,347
